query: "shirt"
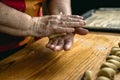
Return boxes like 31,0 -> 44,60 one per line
0,0 -> 46,52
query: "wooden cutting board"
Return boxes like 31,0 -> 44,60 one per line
0,32 -> 120,80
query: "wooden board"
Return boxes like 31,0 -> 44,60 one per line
0,32 -> 120,80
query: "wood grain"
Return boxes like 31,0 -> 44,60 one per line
0,32 -> 120,80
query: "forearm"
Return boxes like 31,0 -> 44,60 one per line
0,2 -> 86,38
48,0 -> 74,37
0,24 -> 30,36
0,2 -> 33,36
48,0 -> 71,15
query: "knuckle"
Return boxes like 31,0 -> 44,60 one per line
75,15 -> 80,17
49,20 -> 59,24
66,17 -> 70,20
60,21 -> 65,25
48,15 -> 56,19
55,15 -> 61,20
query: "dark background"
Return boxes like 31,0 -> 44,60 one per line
71,0 -> 120,15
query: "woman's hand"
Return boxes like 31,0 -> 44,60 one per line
30,15 -> 86,38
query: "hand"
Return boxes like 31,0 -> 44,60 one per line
46,33 -> 74,51
46,27 -> 89,51
30,15 -> 86,38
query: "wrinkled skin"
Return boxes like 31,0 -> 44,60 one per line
31,15 -> 86,38
46,27 -> 89,51
0,2 -> 86,38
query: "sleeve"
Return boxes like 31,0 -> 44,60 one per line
0,0 -> 25,12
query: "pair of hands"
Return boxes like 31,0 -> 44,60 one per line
46,27 -> 88,51
31,14 -> 88,51
46,16 -> 88,51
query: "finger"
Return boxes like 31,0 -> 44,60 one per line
55,27 -> 75,34
48,15 -> 83,21
75,27 -> 89,35
54,39 -> 64,51
46,38 -> 56,48
64,39 -> 73,51
62,15 -> 84,19
61,17 -> 85,22
48,39 -> 59,49
61,21 -> 86,27
46,39 -> 54,48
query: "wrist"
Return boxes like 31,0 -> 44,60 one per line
28,17 -> 44,38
